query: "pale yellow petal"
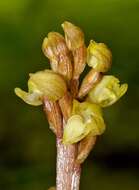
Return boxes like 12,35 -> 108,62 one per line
87,40 -> 112,72
88,75 -> 128,107
14,88 -> 42,106
63,115 -> 91,144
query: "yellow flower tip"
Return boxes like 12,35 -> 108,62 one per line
14,88 -> 42,106
14,87 -> 24,98
119,83 -> 128,98
87,40 -> 112,72
88,75 -> 128,107
61,21 -> 84,51
42,37 -> 48,54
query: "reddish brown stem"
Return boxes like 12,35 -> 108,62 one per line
56,138 -> 81,190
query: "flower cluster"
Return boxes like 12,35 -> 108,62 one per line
15,21 -> 128,163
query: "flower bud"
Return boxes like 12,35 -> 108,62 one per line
87,40 -> 112,72
15,70 -> 67,105
42,37 -> 58,72
63,100 -> 105,144
62,21 -> 87,79
61,21 -> 84,51
78,69 -> 102,99
88,75 -> 128,107
42,32 -> 72,81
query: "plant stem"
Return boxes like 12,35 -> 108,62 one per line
43,98 -> 81,190
56,138 -> 81,190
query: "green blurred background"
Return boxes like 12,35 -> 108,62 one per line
0,0 -> 139,189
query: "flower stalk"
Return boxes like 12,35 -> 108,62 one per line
56,138 -> 81,190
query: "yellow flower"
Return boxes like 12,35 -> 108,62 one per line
15,70 -> 67,106
88,75 -> 128,107
63,100 -> 105,144
87,40 -> 112,72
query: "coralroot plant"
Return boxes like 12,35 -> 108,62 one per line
15,21 -> 128,190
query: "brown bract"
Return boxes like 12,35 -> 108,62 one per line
72,45 -> 87,80
77,134 -> 97,164
43,97 -> 63,138
70,79 -> 79,98
78,69 -> 102,99
59,92 -> 73,122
